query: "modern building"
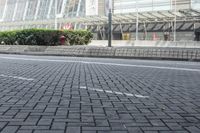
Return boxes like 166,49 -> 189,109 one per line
0,0 -> 200,41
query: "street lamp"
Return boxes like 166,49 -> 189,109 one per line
174,0 -> 177,42
108,9 -> 112,47
108,0 -> 112,47
136,0 -> 139,41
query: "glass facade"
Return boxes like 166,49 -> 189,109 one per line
0,0 -> 199,22
37,0 -> 51,20
0,1 -> 63,21
114,0 -> 172,14
49,0 -> 64,19
0,0 -> 199,31
26,0 -> 38,20
64,0 -> 85,17
191,0 -> 200,9
114,0 -> 200,14
14,0 -> 27,21
0,0 -> 6,21
4,0 -> 17,21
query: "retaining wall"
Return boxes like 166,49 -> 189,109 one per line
0,45 -> 200,61
89,40 -> 200,48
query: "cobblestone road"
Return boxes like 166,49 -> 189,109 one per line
0,54 -> 200,133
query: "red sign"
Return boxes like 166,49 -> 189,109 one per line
62,23 -> 73,30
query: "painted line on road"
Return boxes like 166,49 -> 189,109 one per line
0,74 -> 34,81
0,56 -> 200,72
81,61 -> 200,72
80,86 -> 149,98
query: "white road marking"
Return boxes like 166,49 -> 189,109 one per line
0,74 -> 34,81
114,91 -> 123,95
90,88 -> 104,92
80,86 -> 87,89
105,90 -> 113,93
124,93 -> 134,97
135,94 -> 149,98
82,62 -> 200,72
0,56 -> 200,72
80,86 -> 149,98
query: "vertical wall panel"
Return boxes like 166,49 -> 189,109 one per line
4,0 -> 17,21
37,0 -> 51,19
14,0 -> 26,21
25,0 -> 38,20
0,0 -> 7,20
191,0 -> 200,9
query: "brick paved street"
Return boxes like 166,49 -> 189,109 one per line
0,54 -> 200,133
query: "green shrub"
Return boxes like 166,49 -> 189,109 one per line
63,30 -> 93,45
0,31 -> 17,45
0,29 -> 93,46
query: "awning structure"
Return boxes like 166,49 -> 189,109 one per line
0,9 -> 200,27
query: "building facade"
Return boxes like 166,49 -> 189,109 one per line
0,0 -> 200,41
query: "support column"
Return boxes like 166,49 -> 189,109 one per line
61,0 -> 68,15
55,0 -> 58,30
120,23 -> 124,36
23,0 -> 29,20
74,0 -> 82,30
47,0 -> 53,19
12,0 -> 18,21
76,0 -> 82,16
2,0 -> 8,21
34,0 -> 41,20
108,9 -> 112,47
174,0 -> 177,42
136,0 -> 139,41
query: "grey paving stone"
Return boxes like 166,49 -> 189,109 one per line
51,122 -> 66,130
0,122 -> 7,130
1,126 -> 19,133
185,126 -> 200,133
82,131 -> 96,133
66,127 -> 80,133
37,119 -> 53,126
34,130 -> 64,133
20,126 -> 50,130
17,130 -> 33,133
0,55 -> 200,133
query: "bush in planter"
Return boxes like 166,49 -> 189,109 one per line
14,29 -> 63,46
63,30 -> 93,45
0,31 -> 17,45
0,29 -> 93,46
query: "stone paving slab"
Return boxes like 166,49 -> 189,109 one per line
0,55 -> 200,133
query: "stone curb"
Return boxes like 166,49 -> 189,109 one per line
0,45 -> 200,61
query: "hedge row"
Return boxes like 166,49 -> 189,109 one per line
0,29 -> 93,46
